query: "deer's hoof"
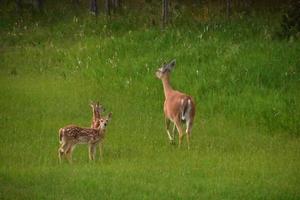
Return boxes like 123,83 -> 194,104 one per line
169,140 -> 175,145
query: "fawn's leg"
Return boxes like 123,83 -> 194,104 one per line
88,144 -> 93,160
65,143 -> 74,164
99,142 -> 103,160
58,145 -> 63,163
93,145 -> 97,160
68,145 -> 76,162
89,144 -> 96,161
58,148 -> 63,163
58,142 -> 68,163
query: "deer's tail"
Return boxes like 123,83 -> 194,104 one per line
181,97 -> 192,122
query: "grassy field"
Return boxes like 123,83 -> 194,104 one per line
0,2 -> 300,199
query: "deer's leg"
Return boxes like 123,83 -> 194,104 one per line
68,145 -> 76,162
89,144 -> 96,161
165,117 -> 174,143
58,146 -> 63,163
58,141 -> 68,163
172,123 -> 177,141
174,120 -> 184,148
99,142 -> 103,160
88,144 -> 93,160
92,144 -> 96,160
186,120 -> 194,150
65,143 -> 74,164
186,130 -> 190,150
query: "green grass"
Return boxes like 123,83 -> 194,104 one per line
0,3 -> 300,199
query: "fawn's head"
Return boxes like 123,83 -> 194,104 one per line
155,59 -> 176,79
96,112 -> 112,129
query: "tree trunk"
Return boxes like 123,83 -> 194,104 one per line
37,0 -> 43,12
111,0 -> 116,13
162,0 -> 169,27
72,0 -> 80,6
105,0 -> 110,16
115,0 -> 121,8
226,0 -> 231,18
243,0 -> 253,13
90,0 -> 98,15
112,0 -> 122,13
114,0 -> 122,8
16,0 -> 22,14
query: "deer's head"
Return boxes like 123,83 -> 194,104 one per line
96,112 -> 112,130
155,59 -> 176,79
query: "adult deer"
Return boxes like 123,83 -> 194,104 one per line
156,59 -> 196,149
58,113 -> 112,163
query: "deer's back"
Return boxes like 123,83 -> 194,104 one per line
61,125 -> 101,144
164,90 -> 195,120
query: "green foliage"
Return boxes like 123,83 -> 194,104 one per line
279,0 -> 300,39
0,2 -> 300,199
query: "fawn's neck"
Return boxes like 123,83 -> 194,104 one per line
96,128 -> 106,138
92,110 -> 100,120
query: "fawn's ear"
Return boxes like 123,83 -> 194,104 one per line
90,101 -> 95,107
108,112 -> 113,120
99,104 -> 105,112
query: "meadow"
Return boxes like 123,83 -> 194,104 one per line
0,2 -> 300,199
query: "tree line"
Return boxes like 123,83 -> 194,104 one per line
13,0 -> 298,29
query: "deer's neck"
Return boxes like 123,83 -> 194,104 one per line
162,76 -> 173,99
92,110 -> 100,120
96,128 -> 106,137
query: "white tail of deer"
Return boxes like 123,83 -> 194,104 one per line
58,112 -> 112,163
156,59 -> 196,149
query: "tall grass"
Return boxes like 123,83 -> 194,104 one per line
0,2 -> 299,199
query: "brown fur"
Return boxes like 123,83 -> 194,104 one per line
156,60 -> 196,149
90,102 -> 105,128
58,113 -> 112,163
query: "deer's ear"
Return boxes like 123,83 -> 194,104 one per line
108,112 -> 113,120
99,104 -> 105,112
163,59 -> 176,72
90,101 -> 94,107
168,59 -> 176,69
